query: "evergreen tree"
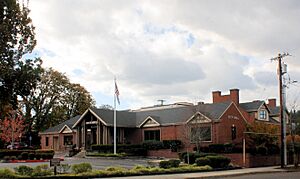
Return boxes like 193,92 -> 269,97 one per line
0,0 -> 42,114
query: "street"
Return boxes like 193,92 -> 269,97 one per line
216,171 -> 300,179
0,156 -> 151,170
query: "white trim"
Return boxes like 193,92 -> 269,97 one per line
186,112 -> 212,124
139,116 -> 160,128
72,109 -> 89,128
189,124 -> 213,143
219,102 -> 249,124
59,125 -> 73,134
72,108 -> 108,128
89,109 -> 108,125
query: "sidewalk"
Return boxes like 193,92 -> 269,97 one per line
109,166 -> 290,179
185,166 -> 287,178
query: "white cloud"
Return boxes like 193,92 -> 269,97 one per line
29,0 -> 300,109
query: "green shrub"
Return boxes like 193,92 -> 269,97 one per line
3,156 -> 10,161
57,164 -> 71,174
168,159 -> 180,168
72,163 -> 92,174
20,152 -> 28,160
14,165 -> 33,176
209,144 -> 225,153
0,168 -> 16,179
31,164 -> 52,177
266,144 -> 280,155
159,160 -> 171,169
10,156 -> 17,160
195,157 -> 211,166
90,144 -> 146,156
142,141 -> 164,150
206,156 -> 231,168
180,152 -> 217,164
162,140 -> 182,152
28,153 -> 35,160
159,159 -> 180,169
257,146 -> 268,155
35,153 -> 41,160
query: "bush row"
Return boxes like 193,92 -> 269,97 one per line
196,156 -> 231,168
178,152 -> 217,164
194,143 -> 280,155
2,163 -> 213,178
142,140 -> 182,151
159,159 -> 181,169
0,149 -> 54,160
90,144 -> 147,156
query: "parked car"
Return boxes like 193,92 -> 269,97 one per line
6,142 -> 29,150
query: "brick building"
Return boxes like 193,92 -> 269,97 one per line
39,89 -> 281,151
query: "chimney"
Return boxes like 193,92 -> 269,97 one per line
212,91 -> 221,103
268,99 -> 276,108
230,89 -> 239,105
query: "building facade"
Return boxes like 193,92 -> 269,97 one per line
39,89 -> 281,151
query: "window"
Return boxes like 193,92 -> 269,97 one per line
45,137 -> 49,146
231,125 -> 236,140
259,110 -> 267,120
64,135 -> 73,146
144,130 -> 160,141
190,126 -> 212,142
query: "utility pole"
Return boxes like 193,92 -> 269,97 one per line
270,52 -> 290,168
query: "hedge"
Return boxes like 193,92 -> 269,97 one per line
195,157 -> 210,166
179,152 -> 217,164
90,144 -> 147,156
159,159 -> 181,169
195,143 -> 279,155
206,156 -> 231,168
0,149 -> 54,160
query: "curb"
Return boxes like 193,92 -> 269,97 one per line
185,168 -> 288,179
6,158 -> 64,163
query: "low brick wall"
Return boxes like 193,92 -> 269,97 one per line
147,149 -> 179,158
223,153 -> 280,167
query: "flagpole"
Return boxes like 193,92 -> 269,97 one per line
114,78 -> 117,154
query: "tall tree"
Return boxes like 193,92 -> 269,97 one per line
22,68 -> 95,131
0,0 -> 42,113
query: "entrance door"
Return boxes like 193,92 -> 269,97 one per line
53,136 -> 59,151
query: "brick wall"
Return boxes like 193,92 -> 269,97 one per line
147,149 -> 179,158
212,89 -> 239,105
223,153 -> 280,167
215,103 -> 247,144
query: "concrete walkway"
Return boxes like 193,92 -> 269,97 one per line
108,166 -> 288,179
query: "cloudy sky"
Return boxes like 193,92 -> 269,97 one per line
28,0 -> 300,110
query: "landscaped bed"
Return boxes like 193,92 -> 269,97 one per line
0,163 -> 213,178
0,154 -> 235,178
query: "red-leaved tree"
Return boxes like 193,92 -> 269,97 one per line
0,111 -> 26,144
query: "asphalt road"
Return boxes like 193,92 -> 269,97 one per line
221,171 -> 300,179
0,157 -> 151,170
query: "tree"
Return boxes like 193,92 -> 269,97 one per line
0,0 -> 42,113
99,104 -> 113,110
246,122 -> 279,147
0,110 -> 26,144
22,68 -> 95,132
187,115 -> 212,152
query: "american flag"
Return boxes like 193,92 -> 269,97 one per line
115,80 -> 120,105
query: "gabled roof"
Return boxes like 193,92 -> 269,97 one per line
40,115 -> 80,134
42,101 -> 236,132
196,102 -> 232,120
269,106 -> 280,116
240,101 -> 266,112
89,108 -> 137,127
